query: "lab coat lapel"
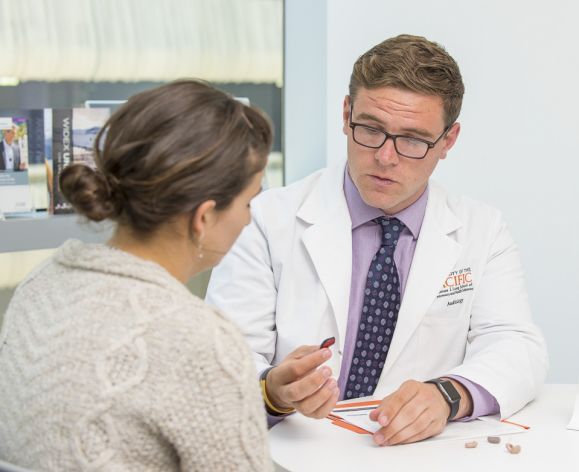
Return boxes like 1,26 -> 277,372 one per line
381,183 -> 463,376
298,163 -> 352,354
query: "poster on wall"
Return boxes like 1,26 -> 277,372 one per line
51,108 -> 110,214
0,116 -> 33,215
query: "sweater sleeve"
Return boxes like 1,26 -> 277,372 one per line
146,310 -> 273,472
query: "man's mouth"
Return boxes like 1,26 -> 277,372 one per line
369,174 -> 396,185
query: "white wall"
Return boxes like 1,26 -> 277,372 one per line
287,0 -> 579,382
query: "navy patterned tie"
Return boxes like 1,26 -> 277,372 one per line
345,217 -> 404,399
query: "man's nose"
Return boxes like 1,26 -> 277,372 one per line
375,137 -> 400,165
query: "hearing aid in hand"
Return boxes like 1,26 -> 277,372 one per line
319,337 -> 336,349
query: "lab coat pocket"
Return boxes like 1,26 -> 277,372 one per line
417,305 -> 471,373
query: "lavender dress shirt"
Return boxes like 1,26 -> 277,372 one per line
338,169 -> 499,420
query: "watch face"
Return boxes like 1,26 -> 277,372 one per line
440,380 -> 461,403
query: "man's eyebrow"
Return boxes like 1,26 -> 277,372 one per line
355,111 -> 383,123
354,112 -> 435,140
397,127 -> 436,140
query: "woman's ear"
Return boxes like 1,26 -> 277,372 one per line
190,200 -> 217,240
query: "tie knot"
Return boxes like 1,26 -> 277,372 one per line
375,217 -> 404,247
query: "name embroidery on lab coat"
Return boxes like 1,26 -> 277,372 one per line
437,267 -> 474,303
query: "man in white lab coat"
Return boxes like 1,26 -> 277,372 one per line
0,127 -> 23,172
206,34 -> 547,445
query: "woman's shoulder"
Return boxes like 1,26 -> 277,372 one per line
144,295 -> 249,362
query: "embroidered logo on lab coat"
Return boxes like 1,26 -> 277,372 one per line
437,267 -> 473,302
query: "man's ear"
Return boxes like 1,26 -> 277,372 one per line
342,96 -> 351,135
190,200 -> 217,240
439,122 -> 461,160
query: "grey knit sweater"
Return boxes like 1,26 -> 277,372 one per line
0,240 -> 272,471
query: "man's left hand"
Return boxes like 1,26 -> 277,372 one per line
369,379 -> 472,446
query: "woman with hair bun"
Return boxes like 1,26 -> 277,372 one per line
0,80 -> 273,471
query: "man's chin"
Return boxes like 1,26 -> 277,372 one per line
360,193 -> 402,214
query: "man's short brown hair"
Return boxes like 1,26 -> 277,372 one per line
349,34 -> 464,126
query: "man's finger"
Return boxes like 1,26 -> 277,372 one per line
377,396 -> 428,440
398,418 -> 445,445
288,370 -> 336,408
378,403 -> 430,445
282,365 -> 333,403
370,387 -> 416,428
287,344 -> 320,360
274,348 -> 332,385
307,381 -> 341,419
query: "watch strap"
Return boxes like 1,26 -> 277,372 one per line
425,378 -> 460,420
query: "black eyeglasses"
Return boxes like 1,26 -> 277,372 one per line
349,104 -> 451,159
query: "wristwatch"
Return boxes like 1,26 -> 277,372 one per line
425,378 -> 461,420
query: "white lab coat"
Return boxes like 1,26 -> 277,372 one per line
206,161 -> 548,418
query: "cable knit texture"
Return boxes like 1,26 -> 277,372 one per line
0,240 -> 272,471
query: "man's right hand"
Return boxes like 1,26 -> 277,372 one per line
265,345 -> 340,419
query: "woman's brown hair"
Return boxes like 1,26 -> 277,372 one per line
59,79 -> 272,234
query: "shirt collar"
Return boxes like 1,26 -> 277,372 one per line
343,167 -> 428,240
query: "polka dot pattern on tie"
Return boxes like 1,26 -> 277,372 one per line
344,217 -> 404,399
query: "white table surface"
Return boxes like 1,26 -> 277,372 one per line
269,384 -> 579,472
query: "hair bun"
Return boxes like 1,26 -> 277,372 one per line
59,164 -> 118,222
